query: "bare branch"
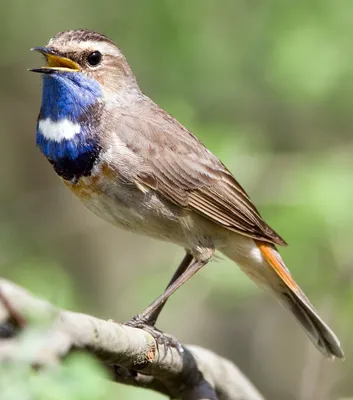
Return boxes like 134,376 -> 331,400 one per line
0,279 -> 265,400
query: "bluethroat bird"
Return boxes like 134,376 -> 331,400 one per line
31,29 -> 343,359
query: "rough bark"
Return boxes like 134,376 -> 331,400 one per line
0,279 -> 265,400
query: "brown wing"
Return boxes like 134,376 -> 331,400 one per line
117,109 -> 286,246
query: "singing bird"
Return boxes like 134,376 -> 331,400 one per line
31,29 -> 343,359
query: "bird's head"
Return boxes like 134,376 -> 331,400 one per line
31,30 -> 138,170
31,29 -> 137,96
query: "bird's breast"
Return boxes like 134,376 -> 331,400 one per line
63,161 -> 114,200
63,160 -> 131,227
63,160 -> 188,236
63,159 -> 230,249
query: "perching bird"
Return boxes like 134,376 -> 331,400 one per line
31,29 -> 343,359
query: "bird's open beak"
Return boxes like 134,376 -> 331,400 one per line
30,47 -> 80,73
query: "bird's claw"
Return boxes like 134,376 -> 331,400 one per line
125,316 -> 184,358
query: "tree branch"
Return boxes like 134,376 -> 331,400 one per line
0,279 -> 265,400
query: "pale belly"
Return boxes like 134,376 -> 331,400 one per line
63,167 -> 229,251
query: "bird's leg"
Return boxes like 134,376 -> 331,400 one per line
125,253 -> 210,335
125,254 -> 209,354
136,252 -> 194,327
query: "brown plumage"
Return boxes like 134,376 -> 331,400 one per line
31,29 -> 344,359
115,108 -> 287,245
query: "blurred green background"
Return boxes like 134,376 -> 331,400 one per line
1,0 -> 353,399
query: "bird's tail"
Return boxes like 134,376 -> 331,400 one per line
256,241 -> 344,359
223,238 -> 344,359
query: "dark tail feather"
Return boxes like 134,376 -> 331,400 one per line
257,241 -> 344,360
278,285 -> 344,359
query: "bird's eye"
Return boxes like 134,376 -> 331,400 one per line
86,51 -> 102,66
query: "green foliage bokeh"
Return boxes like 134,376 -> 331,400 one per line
0,0 -> 352,399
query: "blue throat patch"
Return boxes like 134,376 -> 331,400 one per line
36,72 -> 103,181
39,72 -> 102,121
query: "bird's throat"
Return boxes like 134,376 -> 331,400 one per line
36,73 -> 103,181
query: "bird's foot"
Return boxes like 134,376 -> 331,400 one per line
125,315 -> 184,357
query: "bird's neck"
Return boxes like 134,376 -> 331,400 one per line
36,73 -> 103,181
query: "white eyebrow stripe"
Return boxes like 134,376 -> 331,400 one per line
38,118 -> 81,142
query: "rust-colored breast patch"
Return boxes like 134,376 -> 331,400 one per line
63,162 -> 117,200
63,175 -> 101,200
100,162 -> 117,180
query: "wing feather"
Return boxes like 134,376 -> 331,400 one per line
116,109 -> 286,245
